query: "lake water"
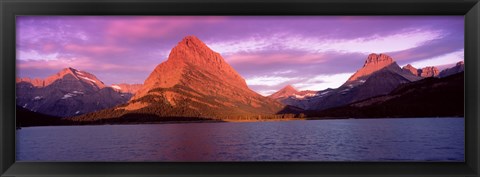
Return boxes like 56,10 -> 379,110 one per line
16,118 -> 464,161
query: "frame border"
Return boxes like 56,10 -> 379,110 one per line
1,0 -> 479,176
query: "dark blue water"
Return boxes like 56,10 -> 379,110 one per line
16,118 -> 464,161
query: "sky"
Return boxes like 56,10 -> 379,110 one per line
17,16 -> 464,96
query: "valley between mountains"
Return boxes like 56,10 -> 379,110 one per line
16,36 -> 465,127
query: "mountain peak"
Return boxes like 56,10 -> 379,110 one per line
456,61 -> 464,66
180,35 -> 203,44
132,36 -> 249,101
364,53 -> 394,67
282,85 -> 297,92
60,67 -> 77,75
419,66 -> 439,77
174,35 -> 210,52
402,64 -> 418,76
269,85 -> 299,99
47,67 -> 105,89
167,35 -> 225,65
347,53 -> 397,83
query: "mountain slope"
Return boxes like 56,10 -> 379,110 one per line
309,72 -> 464,118
439,61 -> 464,78
16,68 -> 131,117
72,35 -> 287,122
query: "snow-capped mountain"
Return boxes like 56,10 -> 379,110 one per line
16,67 -> 133,117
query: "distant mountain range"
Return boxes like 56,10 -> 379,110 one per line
16,35 -> 465,125
307,71 -> 464,118
269,54 -> 464,112
16,68 -> 142,117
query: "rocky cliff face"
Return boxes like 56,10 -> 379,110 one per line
16,68 -> 131,117
402,64 -> 440,78
402,64 -> 418,76
74,35 -> 285,121
418,66 -> 439,78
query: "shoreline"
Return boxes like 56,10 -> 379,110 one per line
17,116 -> 464,128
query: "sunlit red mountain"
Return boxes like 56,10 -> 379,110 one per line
71,36 -> 294,122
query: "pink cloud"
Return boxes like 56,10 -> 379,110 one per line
64,44 -> 128,55
105,16 -> 225,42
42,43 -> 57,53
18,57 -> 152,73
225,52 -> 328,65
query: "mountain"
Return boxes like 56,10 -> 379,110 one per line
16,68 -> 131,117
418,66 -> 439,77
308,72 -> 464,118
111,83 -> 143,94
272,53 -> 422,111
344,53 -> 407,86
72,35 -> 287,122
268,85 -> 328,109
402,64 -> 418,76
439,61 -> 464,78
268,85 -> 299,99
402,64 -> 439,78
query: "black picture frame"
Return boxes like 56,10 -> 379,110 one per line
1,0 -> 479,176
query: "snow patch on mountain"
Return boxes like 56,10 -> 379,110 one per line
62,93 -> 76,99
112,85 -> 121,90
78,76 -> 97,83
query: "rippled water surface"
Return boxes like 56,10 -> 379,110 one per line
17,118 -> 464,161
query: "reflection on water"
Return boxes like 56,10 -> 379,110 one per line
16,118 -> 464,161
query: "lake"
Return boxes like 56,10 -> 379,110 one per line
16,118 -> 464,161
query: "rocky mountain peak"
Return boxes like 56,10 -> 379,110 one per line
168,35 -> 224,65
39,67 -> 106,89
456,61 -> 464,66
134,36 -> 247,99
364,53 -> 394,67
179,35 -> 207,48
283,85 -> 297,92
347,53 -> 397,82
402,64 -> 418,76
419,66 -> 439,78
269,85 -> 299,99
